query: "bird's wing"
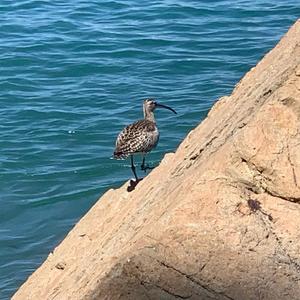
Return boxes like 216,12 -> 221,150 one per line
114,120 -> 158,158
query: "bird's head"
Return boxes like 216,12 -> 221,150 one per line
143,98 -> 157,112
143,98 -> 177,114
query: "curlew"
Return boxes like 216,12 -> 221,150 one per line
113,98 -> 177,182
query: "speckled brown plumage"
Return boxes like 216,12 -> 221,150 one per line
113,119 -> 159,159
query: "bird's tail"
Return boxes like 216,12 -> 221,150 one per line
113,151 -> 128,160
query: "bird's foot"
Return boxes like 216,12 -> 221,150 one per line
127,178 -> 143,192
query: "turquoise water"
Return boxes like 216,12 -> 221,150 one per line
0,0 -> 299,298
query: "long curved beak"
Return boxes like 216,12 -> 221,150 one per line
156,103 -> 177,114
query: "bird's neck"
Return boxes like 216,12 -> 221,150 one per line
144,109 -> 156,123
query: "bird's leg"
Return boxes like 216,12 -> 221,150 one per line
127,155 -> 143,192
141,154 -> 154,172
141,154 -> 146,172
130,155 -> 139,181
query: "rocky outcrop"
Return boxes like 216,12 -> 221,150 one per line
13,20 -> 300,300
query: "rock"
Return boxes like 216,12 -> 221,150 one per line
13,20 -> 300,300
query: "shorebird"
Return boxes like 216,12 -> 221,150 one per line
113,98 -> 177,182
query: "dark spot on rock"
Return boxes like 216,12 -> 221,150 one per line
263,89 -> 272,96
190,154 -> 198,160
247,199 -> 273,221
281,97 -> 295,107
247,199 -> 261,212
55,262 -> 66,270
